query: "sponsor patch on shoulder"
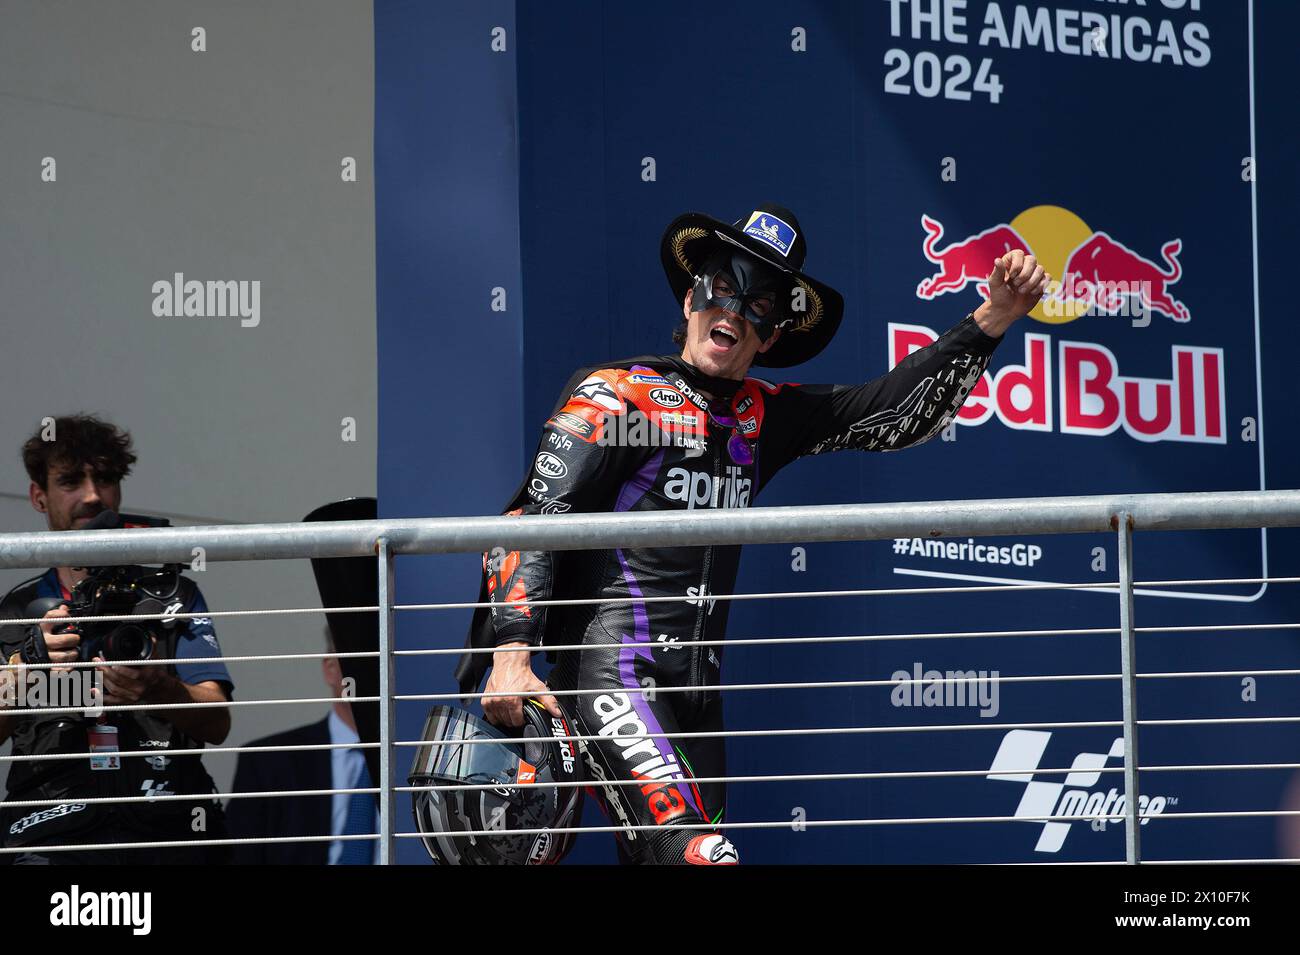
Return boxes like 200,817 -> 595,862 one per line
572,375 -> 623,413
551,411 -> 596,439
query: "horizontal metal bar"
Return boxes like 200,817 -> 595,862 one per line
996,859 -> 1300,866
0,833 -> 374,856
1139,715 -> 1300,727
3,649 -> 378,671
392,719 -> 1129,748
5,832 -> 1290,862
402,625 -> 1123,658
400,671 -> 1118,706
0,694 -> 379,719
423,620 -> 1300,658
7,669 -> 1116,719
1140,761 -> 1300,773
398,760 -> 1300,793
1,787 -> 380,811
1139,668 -> 1300,679
399,765 -> 1116,793
1,489 -> 1295,568
1129,576 -> 1300,587
395,580 -> 1126,614
1,721 -> 1133,768
394,575 -> 1300,615
1141,858 -> 1300,865
389,712 -> 1300,748
993,861 -> 1126,867
1,605 -> 372,628
1135,621 -> 1300,635
389,806 -> 1300,841
0,740 -> 379,765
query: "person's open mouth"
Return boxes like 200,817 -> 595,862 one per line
709,323 -> 740,352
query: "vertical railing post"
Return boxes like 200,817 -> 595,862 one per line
1116,511 -> 1141,864
377,537 -> 397,865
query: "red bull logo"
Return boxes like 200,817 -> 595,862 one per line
916,215 -> 1029,302
916,207 -> 1189,326
908,206 -> 1221,444
1053,231 -> 1189,324
890,324 -> 1224,444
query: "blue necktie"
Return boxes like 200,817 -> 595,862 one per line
337,757 -> 375,865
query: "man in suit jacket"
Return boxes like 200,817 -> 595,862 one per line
226,635 -> 376,864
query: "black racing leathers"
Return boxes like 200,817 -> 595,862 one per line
465,312 -> 1002,864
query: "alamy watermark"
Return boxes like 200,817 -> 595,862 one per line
151,273 -> 260,327
890,662 -> 999,717
49,885 -> 151,935
1,666 -> 103,717
596,410 -> 706,457
1043,276 -> 1156,328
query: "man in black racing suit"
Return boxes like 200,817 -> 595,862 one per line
456,203 -> 1049,864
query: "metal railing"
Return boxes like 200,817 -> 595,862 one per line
1,488 -> 1297,864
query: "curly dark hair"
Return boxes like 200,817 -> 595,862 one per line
671,315 -> 689,348
21,414 -> 137,489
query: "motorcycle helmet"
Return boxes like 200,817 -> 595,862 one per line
408,700 -> 584,865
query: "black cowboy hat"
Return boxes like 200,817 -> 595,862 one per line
660,202 -> 845,368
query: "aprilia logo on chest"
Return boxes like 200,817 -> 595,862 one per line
663,466 -> 751,509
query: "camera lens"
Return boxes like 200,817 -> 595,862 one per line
103,624 -> 152,662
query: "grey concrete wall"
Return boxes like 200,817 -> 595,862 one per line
0,0 -> 376,798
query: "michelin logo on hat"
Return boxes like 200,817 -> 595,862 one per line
742,211 -> 797,257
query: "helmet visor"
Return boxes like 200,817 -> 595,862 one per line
408,705 -> 527,789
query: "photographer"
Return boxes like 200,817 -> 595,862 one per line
0,414 -> 233,863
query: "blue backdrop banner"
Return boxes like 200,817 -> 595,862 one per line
378,0 -> 1299,864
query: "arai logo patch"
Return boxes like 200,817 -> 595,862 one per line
534,452 -> 568,479
649,387 -> 684,409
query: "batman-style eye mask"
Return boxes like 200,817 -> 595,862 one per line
690,248 -> 790,342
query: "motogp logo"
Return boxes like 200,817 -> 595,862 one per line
650,387 -> 685,409
534,452 -> 568,479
